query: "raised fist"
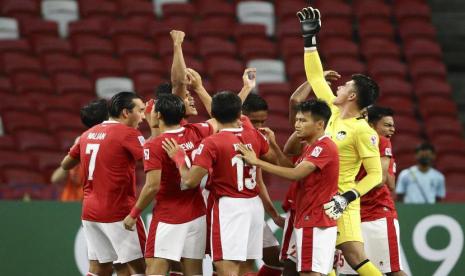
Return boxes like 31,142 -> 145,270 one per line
296,7 -> 321,48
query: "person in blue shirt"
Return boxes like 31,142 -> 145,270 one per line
396,143 -> 446,203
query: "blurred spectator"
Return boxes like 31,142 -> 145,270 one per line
396,143 -> 446,203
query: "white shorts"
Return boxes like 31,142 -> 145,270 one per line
83,218 -> 146,264
280,210 -> 297,262
211,196 -> 264,262
263,222 -> 279,248
295,226 -> 337,274
145,215 -> 206,261
337,217 -> 403,274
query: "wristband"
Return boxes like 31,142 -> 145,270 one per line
173,150 -> 187,168
129,206 -> 142,218
341,189 -> 359,203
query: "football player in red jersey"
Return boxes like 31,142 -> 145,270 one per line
162,91 -> 275,276
61,92 -> 146,276
239,99 -> 339,276
338,106 -> 406,276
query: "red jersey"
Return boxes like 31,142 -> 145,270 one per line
69,121 -> 144,222
294,136 -> 339,228
282,157 -> 300,212
193,124 -> 269,198
143,123 -> 213,224
357,136 -> 397,221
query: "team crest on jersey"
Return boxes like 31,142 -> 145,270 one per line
385,147 -> 392,156
311,146 -> 323,157
370,135 -> 377,146
137,135 -> 145,146
336,131 -> 346,140
144,149 -> 149,160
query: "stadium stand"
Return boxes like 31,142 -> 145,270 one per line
0,0 -> 463,202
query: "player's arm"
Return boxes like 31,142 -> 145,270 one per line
123,170 -> 161,231
238,144 -> 316,181
355,156 -> 383,196
257,169 -> 285,227
375,156 -> 391,188
260,127 -> 294,167
186,68 -> 212,116
283,131 -> 304,157
61,155 -> 79,170
51,166 -> 69,184
170,30 -> 188,99
386,173 -> 396,191
237,68 -> 257,103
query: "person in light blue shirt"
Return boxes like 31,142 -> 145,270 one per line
396,143 -> 446,203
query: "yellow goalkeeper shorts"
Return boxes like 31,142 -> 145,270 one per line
336,197 -> 363,245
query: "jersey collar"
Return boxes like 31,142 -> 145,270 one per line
102,120 -> 120,124
220,127 -> 243,132
164,127 -> 185,134
318,134 -> 330,141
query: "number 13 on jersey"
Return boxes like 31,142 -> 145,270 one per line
232,155 -> 257,191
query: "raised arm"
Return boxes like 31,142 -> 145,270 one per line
170,30 -> 188,99
238,68 -> 257,103
186,68 -> 212,116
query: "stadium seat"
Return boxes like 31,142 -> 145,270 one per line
190,18 -> 234,39
35,95 -> 81,113
56,130 -> 81,151
237,1 -> 275,36
114,35 -> 157,58
358,18 -> 395,40
0,77 -> 12,95
262,94 -> 289,116
0,17 -> 19,39
398,18 -> 437,41
32,150 -> 65,173
418,97 -> 459,119
318,18 -> 353,40
162,55 -> 205,76
0,95 -> 35,113
238,38 -> 278,60
285,56 -> 305,82
320,37 -> 359,60
361,38 -> 401,60
394,1 -> 431,23
354,0 -> 391,21
32,37 -> 72,56
258,82 -> 292,97
394,152 -> 417,172
119,0 -> 155,20
436,154 -> 465,175
0,135 -> 17,151
156,36 -> 196,58
445,172 -> 465,190
234,24 -> 267,40
404,39 -> 443,62
266,113 -> 292,132
83,55 -> 125,79
424,116 -> 464,137
0,150 -> 36,170
2,53 -> 41,75
431,135 -> 465,156
197,37 -> 237,58
326,57 -> 366,77
107,20 -> 148,40
279,37 -> 304,60
2,169 -> 47,186
96,77 -> 135,99
393,115 -> 422,136
13,73 -> 54,95
42,54 -> 84,75
69,18 -> 106,38
72,35 -> 114,56
79,0 -> 117,21
162,3 -> 196,20
41,1 -> 79,38
154,0 -> 188,17
124,56 -> 166,78
247,59 -> 286,85
274,0 -> 302,21
133,73 -> 166,98
0,39 -> 31,55
199,2 -> 235,20
275,18 -> 300,39
20,18 -> 59,38
1,0 -> 40,19
53,73 -> 94,95
314,0 -> 352,21
377,97 -> 415,117
409,58 -> 447,80
212,74 -> 243,93
205,57 -> 243,78
368,58 -> 408,80
45,111 -> 83,132
377,77 -> 413,99
15,130 -> 57,151
414,77 -> 453,98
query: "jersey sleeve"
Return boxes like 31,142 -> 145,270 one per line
122,128 -> 145,160
379,136 -> 393,158
143,139 -> 164,172
303,143 -> 333,170
355,126 -> 380,159
240,115 -> 255,130
192,138 -> 215,170
69,136 -> 81,159
256,130 -> 270,157
191,122 -> 214,138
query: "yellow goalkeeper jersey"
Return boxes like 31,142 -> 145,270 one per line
304,51 -> 380,193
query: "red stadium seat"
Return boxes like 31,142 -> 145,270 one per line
197,2 -> 235,19
69,19 -> 106,38
377,77 -> 413,99
436,154 -> 465,175
36,95 -> 81,113
197,37 -> 237,58
133,73 -> 166,98
274,0 -> 303,21
0,135 -> 17,151
162,55 -> 205,76
234,24 -> 267,40
280,37 -> 304,60
394,115 -> 422,136
409,58 -> 447,80
394,1 -> 431,22
115,35 -> 157,58
258,82 -> 292,97
83,54 -> 125,79
32,150 -> 64,173
424,116 -> 464,137
285,56 -> 305,81
0,39 -> 31,55
2,53 -> 41,74
190,18 -> 234,39
275,18 -> 301,39
318,18 -> 353,40
361,38 -> 401,60
56,130 -> 81,151
205,57 -> 243,78
320,37 -> 359,59
2,169 -> 47,186
326,57 -> 366,77
15,130 -> 57,151
1,0 -> 40,19
42,54 -> 84,75
147,19 -> 189,39
0,150 -> 36,170
399,19 -> 437,41
212,74 -> 243,93
54,73 -> 94,95
119,0 -> 155,20
431,135 -> 465,156
418,97 -> 459,119
32,37 -> 72,56
107,20 -> 148,39
262,94 -> 289,116
162,3 -> 196,20
79,0 -> 118,20
72,35 -> 114,56
0,95 -> 36,113
314,0 -> 352,21
368,58 -> 407,80
404,39 -> 443,62
354,0 -> 391,20
238,38 -> 278,60
394,152 -> 417,172
20,18 -> 58,38
124,56 -> 166,78
0,76 -> 13,94
266,114 -> 293,132
156,36 -> 196,58
13,73 -> 54,95
445,172 -> 465,190
377,97 -> 415,117
45,111 -> 84,132
414,77 -> 453,98
358,18 -> 395,40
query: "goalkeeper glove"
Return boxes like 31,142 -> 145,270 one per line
297,7 -> 321,49
323,189 -> 359,220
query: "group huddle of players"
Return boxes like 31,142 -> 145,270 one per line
61,7 -> 407,276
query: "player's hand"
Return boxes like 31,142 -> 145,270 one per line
170,30 -> 185,46
324,70 -> 341,85
297,7 -> 321,48
272,215 -> 286,228
242,68 -> 257,90
123,215 -> 136,231
237,143 -> 259,166
259,127 -> 277,145
162,138 -> 181,159
186,68 -> 203,91
323,195 -> 348,220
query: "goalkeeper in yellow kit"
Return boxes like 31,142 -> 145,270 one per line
297,7 -> 383,276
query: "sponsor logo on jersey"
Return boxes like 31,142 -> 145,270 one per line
138,135 -> 145,145
385,147 -> 392,156
311,146 -> 323,157
336,131 -> 346,140
370,135 -> 377,146
144,149 -> 149,160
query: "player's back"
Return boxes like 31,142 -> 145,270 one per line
75,120 -> 144,222
194,126 -> 269,199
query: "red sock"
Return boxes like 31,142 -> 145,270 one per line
257,265 -> 282,276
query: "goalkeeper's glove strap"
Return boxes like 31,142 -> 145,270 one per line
341,189 -> 359,204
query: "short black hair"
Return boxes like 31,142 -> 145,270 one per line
155,93 -> 185,126
212,91 -> 242,124
296,99 -> 332,127
242,93 -> 268,114
416,142 -> 436,153
108,91 -> 142,118
352,74 -> 380,110
80,99 -> 109,128
155,82 -> 173,98
367,106 -> 394,125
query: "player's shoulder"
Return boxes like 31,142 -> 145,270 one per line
317,136 -> 338,153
